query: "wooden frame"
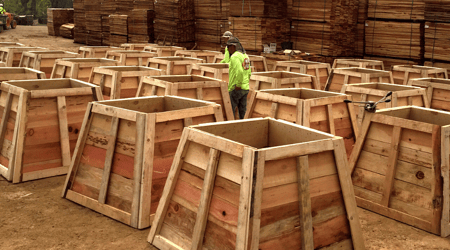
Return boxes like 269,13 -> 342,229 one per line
174,50 -> 223,63
0,68 -> 46,82
0,78 -> 102,183
0,47 -> 47,67
78,46 -> 124,58
273,60 -> 331,90
0,42 -> 25,47
146,57 -> 204,75
105,50 -> 158,66
332,59 -> 385,70
148,118 -> 365,249
62,96 -> 224,229
349,106 -> 450,237
89,66 -> 165,100
136,75 -> 234,121
250,71 -> 320,91
342,83 -> 429,127
245,88 -> 359,157
213,54 -> 269,72
392,65 -> 448,85
407,78 -> 450,112
19,51 -> 79,78
121,43 -> 158,51
189,63 -> 229,82
51,58 -> 118,82
325,68 -> 394,93
143,46 -> 186,57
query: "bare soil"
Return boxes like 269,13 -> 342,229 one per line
1,25 -> 450,249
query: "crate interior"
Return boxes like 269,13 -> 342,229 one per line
6,79 -> 94,90
155,57 -> 203,62
261,88 -> 342,99
254,71 -> 308,79
350,83 -> 417,91
150,75 -> 219,83
379,107 -> 450,126
26,50 -> 69,55
197,63 -> 229,69
98,66 -> 155,72
0,68 -> 39,74
61,58 -> 116,63
342,68 -> 385,74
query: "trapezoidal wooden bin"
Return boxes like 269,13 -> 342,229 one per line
408,78 -> 450,112
148,118 -> 365,249
392,65 -> 448,85
325,68 -> 394,93
273,60 -> 331,90
51,58 -> 118,82
78,46 -> 123,58
0,68 -> 46,82
121,43 -> 158,51
250,71 -> 319,91
245,88 -> 358,157
342,83 -> 429,127
105,50 -> 158,66
144,46 -> 186,57
146,57 -> 204,75
0,78 -> 103,183
213,54 -> 269,72
19,50 -> 79,78
136,75 -> 234,121
332,59 -> 385,70
174,50 -> 222,63
0,47 -> 47,67
89,66 -> 165,100
189,63 -> 229,82
349,106 -> 450,237
62,96 -> 224,229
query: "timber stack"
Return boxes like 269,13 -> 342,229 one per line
60,23 -> 75,39
109,15 -> 128,47
47,8 -> 74,36
73,0 -> 86,44
85,0 -> 103,46
128,10 -> 155,43
424,0 -> 450,69
194,0 -> 229,51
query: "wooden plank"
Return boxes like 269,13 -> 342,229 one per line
441,127 -> 450,237
380,126 -> 402,207
57,96 -> 71,168
327,104 -> 336,135
236,147 -> 254,250
297,155 -> 314,250
250,151 -> 266,250
12,91 -> 29,183
0,92 -> 13,169
131,113 -> 146,228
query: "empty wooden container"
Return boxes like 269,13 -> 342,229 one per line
325,68 -> 394,93
392,65 -> 448,85
136,75 -> 233,121
51,58 -> 118,82
408,78 -> 450,112
121,43 -> 158,51
0,47 -> 47,67
0,78 -> 102,183
189,63 -> 229,82
146,57 -> 204,75
349,106 -> 450,237
250,71 -> 319,91
213,54 -> 269,72
245,88 -> 358,157
273,60 -> 331,90
62,96 -> 224,229
78,46 -> 124,58
332,59 -> 385,70
342,83 -> 429,127
19,51 -> 79,78
148,118 -> 365,249
89,66 -> 165,100
144,46 -> 186,57
0,68 -> 46,82
174,50 -> 222,63
105,50 -> 158,66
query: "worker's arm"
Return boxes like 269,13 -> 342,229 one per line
220,47 -> 230,64
228,55 -> 244,92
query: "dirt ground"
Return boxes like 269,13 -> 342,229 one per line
1,25 -> 450,249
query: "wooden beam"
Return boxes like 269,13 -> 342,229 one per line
380,126 -> 402,207
297,155 -> 314,250
57,96 -> 71,168
131,113 -> 146,228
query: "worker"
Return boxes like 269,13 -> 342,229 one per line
221,31 -> 245,63
0,4 -> 5,14
226,37 -> 251,119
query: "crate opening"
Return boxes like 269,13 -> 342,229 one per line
254,71 -> 308,79
196,63 -> 229,69
414,78 -> 450,84
98,66 -> 153,72
378,107 -> 450,126
350,83 -> 415,91
260,88 -> 343,99
26,50 -> 67,55
60,58 -> 116,63
149,75 -> 218,82
6,79 -> 93,90
154,57 -> 201,62
342,68 -> 384,73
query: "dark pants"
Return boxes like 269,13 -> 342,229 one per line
229,89 -> 249,119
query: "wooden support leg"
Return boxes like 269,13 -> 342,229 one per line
250,151 -> 266,250
131,113 -> 146,228
380,126 -> 402,207
0,92 -> 13,179
270,103 -> 278,118
196,87 -> 203,100
12,92 -> 29,183
327,104 -> 336,135
297,155 -> 314,250
441,128 -> 450,237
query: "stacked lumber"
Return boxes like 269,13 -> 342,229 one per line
424,0 -> 450,21
358,0 -> 368,23
229,0 -> 287,18
85,0 -> 102,46
365,56 -> 417,70
154,0 -> 195,45
195,19 -> 228,51
127,10 -> 155,43
424,61 -> 450,70
424,22 -> 450,62
60,23 -> 74,39
47,8 -> 74,36
73,0 -> 86,43
194,0 -> 229,19
367,0 -> 425,20
110,15 -> 128,47
101,16 -> 110,46
287,0 -> 333,21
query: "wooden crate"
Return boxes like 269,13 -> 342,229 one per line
78,46 -> 124,58
392,65 -> 448,85
136,75 -> 233,121
349,106 -> 450,237
0,42 -> 25,47
273,60 -> 331,90
51,58 -> 118,82
189,63 -> 229,82
325,68 -> 394,93
105,50 -> 158,66
89,66 -> 165,100
174,50 -> 222,63
407,78 -> 450,112
143,46 -> 186,57
332,59 -> 385,70
146,57 -> 204,75
213,54 -> 269,72
0,47 -> 47,67
245,88 -> 358,157
62,96 -> 224,229
0,68 -> 46,82
148,118 -> 365,249
0,78 -> 102,183
250,71 -> 319,91
121,43 -> 158,51
19,51 -> 79,78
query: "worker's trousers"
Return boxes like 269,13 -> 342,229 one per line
229,89 -> 249,119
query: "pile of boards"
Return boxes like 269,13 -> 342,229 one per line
47,8 -> 74,36
194,0 -> 229,51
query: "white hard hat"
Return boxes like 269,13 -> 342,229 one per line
0,4 -> 3,6
222,31 -> 233,38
